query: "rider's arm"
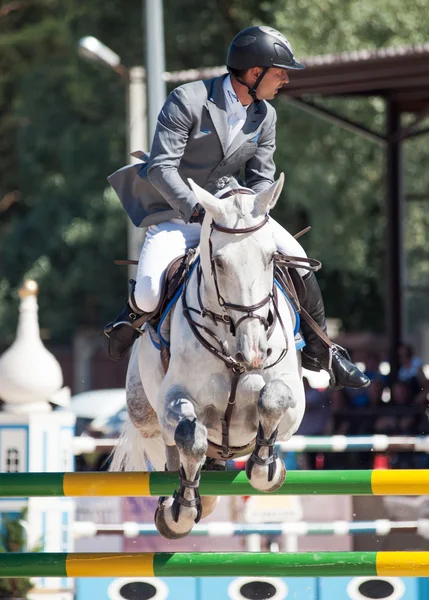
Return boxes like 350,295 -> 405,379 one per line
147,87 -> 198,223
244,108 -> 277,193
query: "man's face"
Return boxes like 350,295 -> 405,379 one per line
251,67 -> 289,100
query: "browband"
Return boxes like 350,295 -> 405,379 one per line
218,189 -> 255,200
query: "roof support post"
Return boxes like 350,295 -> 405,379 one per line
386,99 -> 404,381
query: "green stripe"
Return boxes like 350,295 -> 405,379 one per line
153,552 -> 378,577
307,526 -> 336,535
0,473 -> 65,497
0,470 -> 376,497
284,470 -> 373,495
151,470 -> 373,496
0,553 -> 67,577
150,471 -> 180,496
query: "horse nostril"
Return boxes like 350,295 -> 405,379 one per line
235,352 -> 245,363
266,348 -> 272,357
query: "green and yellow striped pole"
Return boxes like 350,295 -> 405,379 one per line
0,470 -> 428,497
2,552 -> 429,577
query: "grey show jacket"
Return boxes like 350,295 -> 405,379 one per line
108,74 -> 277,227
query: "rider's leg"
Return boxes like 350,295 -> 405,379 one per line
270,218 -> 369,389
105,219 -> 201,360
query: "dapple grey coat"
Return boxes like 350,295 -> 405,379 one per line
108,74 -> 277,227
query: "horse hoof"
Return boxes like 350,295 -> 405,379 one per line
154,501 -> 193,540
246,456 -> 286,493
265,458 -> 286,492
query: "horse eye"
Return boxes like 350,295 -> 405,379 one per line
214,257 -> 224,270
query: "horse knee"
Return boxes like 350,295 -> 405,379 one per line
175,418 -> 208,458
258,380 -> 295,421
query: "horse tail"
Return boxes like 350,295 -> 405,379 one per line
109,418 -> 166,472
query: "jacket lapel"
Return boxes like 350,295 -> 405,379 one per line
224,101 -> 266,159
206,76 -> 229,154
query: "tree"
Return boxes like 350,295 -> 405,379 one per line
0,0 -> 428,344
0,511 -> 33,599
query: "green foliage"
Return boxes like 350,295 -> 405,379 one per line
0,511 -> 33,599
0,0 -> 428,344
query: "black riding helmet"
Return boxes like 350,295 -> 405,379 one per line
227,26 -> 304,100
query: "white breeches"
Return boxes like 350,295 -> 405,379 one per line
134,218 -> 308,313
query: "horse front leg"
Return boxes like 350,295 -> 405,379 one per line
246,379 -> 295,492
155,387 -> 208,540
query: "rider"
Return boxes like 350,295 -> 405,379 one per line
105,25 -> 369,390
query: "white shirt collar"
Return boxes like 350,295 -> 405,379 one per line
223,75 -> 248,120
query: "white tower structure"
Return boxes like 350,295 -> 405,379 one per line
0,280 -> 75,600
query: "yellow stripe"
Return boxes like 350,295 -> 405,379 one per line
377,552 -> 429,577
66,553 -> 155,577
371,469 -> 429,495
63,472 -> 151,497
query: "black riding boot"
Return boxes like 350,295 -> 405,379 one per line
104,280 -> 151,361
300,272 -> 370,389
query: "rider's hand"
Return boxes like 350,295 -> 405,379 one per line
189,203 -> 206,224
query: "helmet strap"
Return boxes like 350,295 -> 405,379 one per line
235,67 -> 269,102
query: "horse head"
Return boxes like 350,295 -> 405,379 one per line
188,173 -> 285,371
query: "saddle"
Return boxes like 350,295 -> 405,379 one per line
149,248 -> 199,329
145,248 -> 199,373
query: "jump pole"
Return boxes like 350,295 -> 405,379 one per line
1,470 -> 429,497
2,552 -> 429,578
73,519 -> 429,539
73,435 -> 429,455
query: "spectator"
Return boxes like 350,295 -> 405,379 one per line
348,353 -> 387,408
297,377 -> 331,436
389,380 -> 421,468
296,377 -> 330,469
359,378 -> 386,436
390,380 -> 417,435
398,343 -> 428,397
328,388 -> 353,436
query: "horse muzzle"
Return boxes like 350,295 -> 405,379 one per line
234,348 -> 271,371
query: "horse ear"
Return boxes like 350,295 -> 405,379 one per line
188,178 -> 222,215
255,173 -> 285,215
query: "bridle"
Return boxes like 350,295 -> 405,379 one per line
183,201 -> 289,376
207,214 -> 274,335
182,196 -> 289,459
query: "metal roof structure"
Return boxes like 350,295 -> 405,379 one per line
167,44 -> 429,378
282,44 -> 429,111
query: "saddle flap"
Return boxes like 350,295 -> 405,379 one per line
274,254 -> 306,309
150,248 -> 199,326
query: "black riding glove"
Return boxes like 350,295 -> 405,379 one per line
189,203 -> 206,224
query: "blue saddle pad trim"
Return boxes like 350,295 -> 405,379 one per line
274,279 -> 301,337
296,339 -> 306,350
148,327 -> 161,350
